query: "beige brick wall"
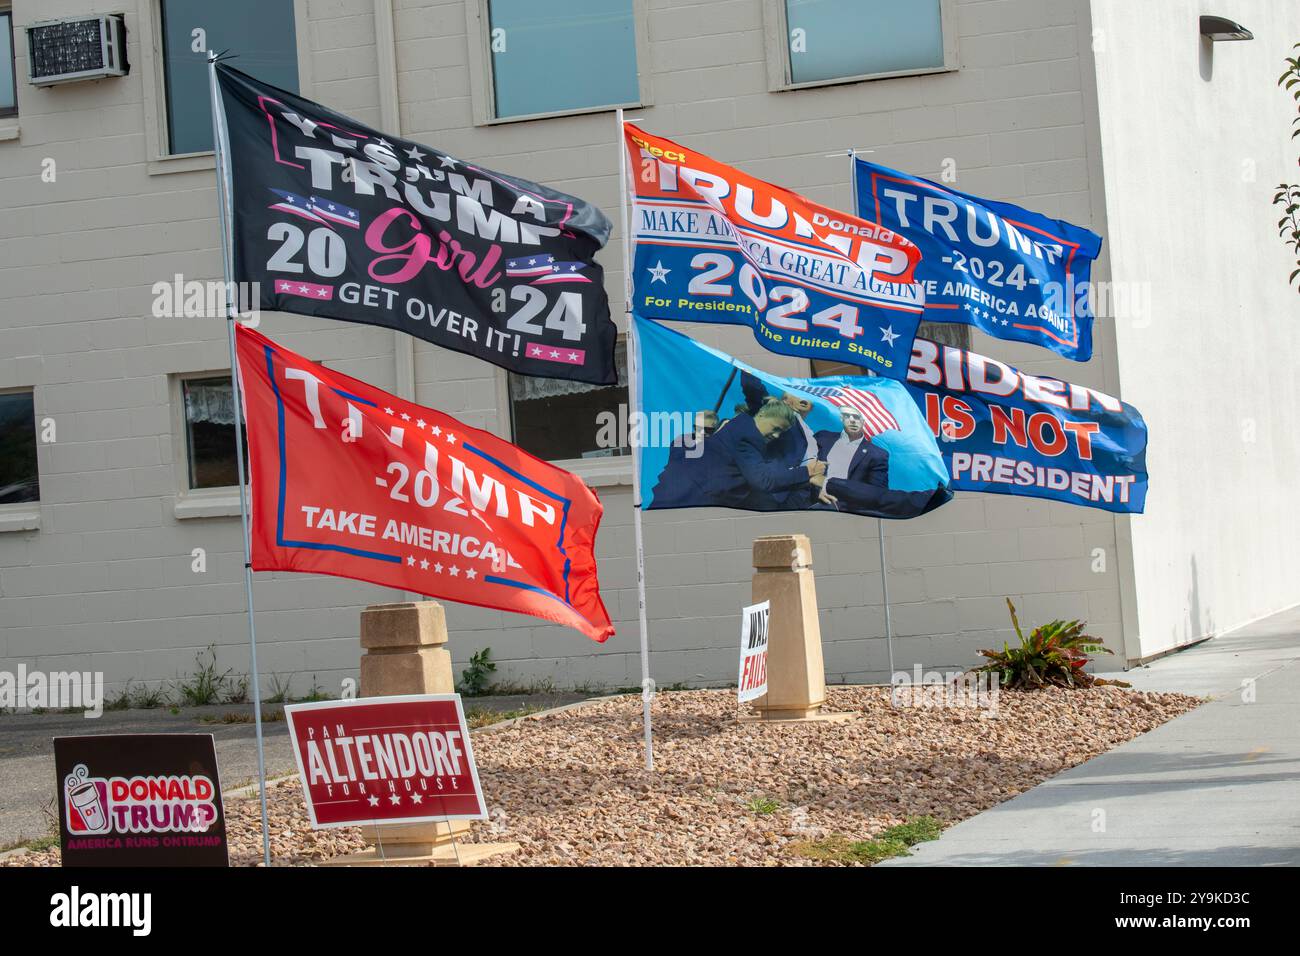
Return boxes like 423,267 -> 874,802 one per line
0,0 -> 1129,696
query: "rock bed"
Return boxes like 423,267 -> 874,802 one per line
2,686 -> 1200,867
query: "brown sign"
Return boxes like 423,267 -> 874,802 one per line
53,734 -> 229,867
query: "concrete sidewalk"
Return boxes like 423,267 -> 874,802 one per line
884,605 -> 1300,867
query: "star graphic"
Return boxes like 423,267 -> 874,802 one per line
401,412 -> 411,421
411,793 -> 423,805
568,352 -> 579,361
315,287 -> 328,297
298,285 -> 311,294
420,559 -> 430,570
430,425 -> 442,437
647,261 -> 670,283
439,155 -> 458,169
433,562 -> 443,574
445,433 -> 457,444
384,407 -> 394,415
389,794 -> 401,806
465,568 -> 477,580
378,137 -> 392,148
405,145 -> 426,161
367,795 -> 380,807
407,555 -> 416,566
449,565 -> 461,576
549,350 -> 560,358
278,281 -> 292,291
880,325 -> 900,346
416,419 -> 426,429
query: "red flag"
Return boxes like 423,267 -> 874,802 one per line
234,324 -> 615,642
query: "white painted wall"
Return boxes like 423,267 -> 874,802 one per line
1090,0 -> 1300,657
0,0 -> 1131,696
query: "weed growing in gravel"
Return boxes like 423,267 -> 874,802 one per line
173,645 -> 246,706
131,683 -> 168,709
459,648 -> 497,696
745,796 -> 783,815
266,673 -> 294,704
294,676 -> 333,702
790,817 -> 942,865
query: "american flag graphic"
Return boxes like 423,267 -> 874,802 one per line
801,385 -> 900,438
506,256 -> 557,278
268,188 -> 325,224
308,196 -> 360,228
507,257 -> 591,284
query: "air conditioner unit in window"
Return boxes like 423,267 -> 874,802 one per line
27,14 -> 129,87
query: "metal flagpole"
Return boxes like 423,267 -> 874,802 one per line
617,108 -> 654,772
847,148 -> 896,678
207,52 -> 273,866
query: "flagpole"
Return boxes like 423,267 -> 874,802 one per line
847,148 -> 896,679
208,52 -> 273,866
618,108 -> 654,772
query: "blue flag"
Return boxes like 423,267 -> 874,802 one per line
633,316 -> 951,519
905,337 -> 1147,513
854,157 -> 1103,362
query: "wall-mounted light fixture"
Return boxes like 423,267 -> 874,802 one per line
1199,15 -> 1254,41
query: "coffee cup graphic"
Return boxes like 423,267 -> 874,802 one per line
65,765 -> 110,833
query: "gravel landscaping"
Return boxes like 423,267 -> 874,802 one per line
1,685 -> 1200,867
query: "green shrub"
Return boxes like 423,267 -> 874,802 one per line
973,599 -> 1130,690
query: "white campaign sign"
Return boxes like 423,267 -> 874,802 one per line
738,601 -> 770,704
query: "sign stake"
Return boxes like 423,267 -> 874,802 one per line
618,108 -> 654,772
207,51 -> 273,867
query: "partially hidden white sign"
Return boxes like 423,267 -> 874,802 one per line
738,601 -> 770,704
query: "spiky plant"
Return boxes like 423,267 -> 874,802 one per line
972,599 -> 1130,690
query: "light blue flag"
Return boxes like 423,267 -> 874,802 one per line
633,315 -> 951,519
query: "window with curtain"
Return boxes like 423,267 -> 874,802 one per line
509,342 -> 629,461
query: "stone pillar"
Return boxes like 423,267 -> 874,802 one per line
359,601 -> 453,697
355,602 -> 466,859
747,535 -> 854,723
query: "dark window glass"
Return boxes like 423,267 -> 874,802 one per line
183,376 -> 247,489
509,342 -> 629,461
160,0 -> 299,154
0,12 -> 17,116
0,390 -> 39,504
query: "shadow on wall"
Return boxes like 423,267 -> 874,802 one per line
1186,553 -> 1215,645
1199,35 -> 1214,82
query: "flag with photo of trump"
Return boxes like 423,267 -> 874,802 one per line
632,316 -> 951,520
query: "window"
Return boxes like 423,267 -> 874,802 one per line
485,0 -> 641,120
775,0 -> 954,88
159,0 -> 299,154
182,376 -> 247,489
0,10 -> 17,117
509,342 -> 628,461
0,390 -> 39,504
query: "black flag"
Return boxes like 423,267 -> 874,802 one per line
214,63 -> 617,384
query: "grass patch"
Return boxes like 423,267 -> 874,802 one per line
22,835 -> 59,852
745,796 -> 782,815
790,817 -> 942,865
465,705 -> 544,729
